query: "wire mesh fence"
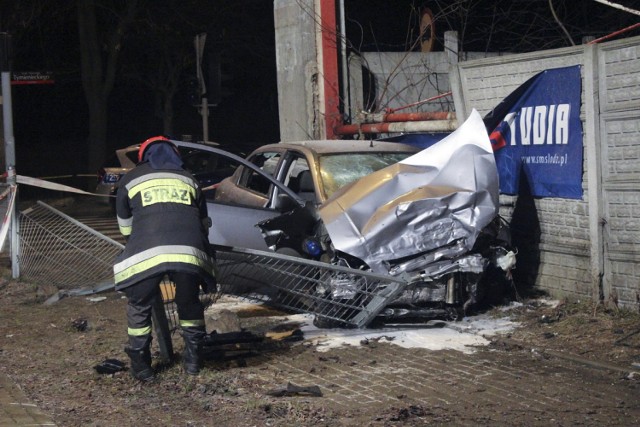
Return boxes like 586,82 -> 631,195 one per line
215,247 -> 407,328
16,200 -> 408,329
18,201 -> 124,290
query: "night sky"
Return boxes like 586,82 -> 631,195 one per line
4,0 -> 638,177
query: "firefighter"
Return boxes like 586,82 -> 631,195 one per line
113,136 -> 217,381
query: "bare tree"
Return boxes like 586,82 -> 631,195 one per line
119,0 -> 277,140
77,0 -> 138,171
117,1 -> 213,137
119,23 -> 192,136
340,0 -> 640,119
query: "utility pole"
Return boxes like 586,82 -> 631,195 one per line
194,34 -> 208,142
1,32 -> 19,278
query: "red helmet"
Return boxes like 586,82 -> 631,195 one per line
137,135 -> 176,163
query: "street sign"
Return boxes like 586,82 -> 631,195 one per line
11,71 -> 54,85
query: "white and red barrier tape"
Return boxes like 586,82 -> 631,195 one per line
16,175 -> 108,196
0,173 -> 110,251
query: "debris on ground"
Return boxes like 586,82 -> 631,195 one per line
2,269 -> 640,426
93,359 -> 126,375
200,327 -> 303,360
266,382 -> 323,397
71,318 -> 88,331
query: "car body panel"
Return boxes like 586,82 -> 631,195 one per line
319,110 -> 499,275
169,141 -> 307,248
210,140 -> 418,252
207,203 -> 280,250
95,145 -> 139,200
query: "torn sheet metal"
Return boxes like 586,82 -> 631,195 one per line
319,109 -> 499,275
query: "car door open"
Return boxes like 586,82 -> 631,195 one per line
171,141 -> 305,250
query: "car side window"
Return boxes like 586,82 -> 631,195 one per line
283,155 -> 311,196
181,150 -> 219,174
239,151 -> 282,196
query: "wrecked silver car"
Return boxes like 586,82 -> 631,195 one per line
16,113 -> 513,331
314,110 -> 515,324
213,110 -> 516,326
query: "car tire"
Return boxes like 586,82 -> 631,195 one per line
313,315 -> 350,329
446,306 -> 465,321
275,247 -> 302,257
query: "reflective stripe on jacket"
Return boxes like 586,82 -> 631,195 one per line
113,163 -> 216,291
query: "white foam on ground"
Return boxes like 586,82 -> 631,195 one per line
206,296 -> 520,354
287,313 -> 519,353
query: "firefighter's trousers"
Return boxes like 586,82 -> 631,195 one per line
124,272 -> 205,349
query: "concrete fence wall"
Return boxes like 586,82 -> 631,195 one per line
450,36 -> 640,309
349,32 -> 506,119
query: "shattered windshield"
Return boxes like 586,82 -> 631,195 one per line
319,152 -> 412,199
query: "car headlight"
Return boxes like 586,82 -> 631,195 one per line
302,238 -> 322,257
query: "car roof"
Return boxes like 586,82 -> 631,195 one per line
112,140 -> 224,168
259,139 -> 419,155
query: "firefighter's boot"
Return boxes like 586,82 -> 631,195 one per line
182,326 -> 206,375
125,335 -> 155,382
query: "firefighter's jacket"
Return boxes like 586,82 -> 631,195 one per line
113,160 -> 216,291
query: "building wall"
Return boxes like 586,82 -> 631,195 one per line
354,51 -> 455,115
451,37 -> 640,309
273,0 -> 319,142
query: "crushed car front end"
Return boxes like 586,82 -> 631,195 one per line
258,110 -> 517,325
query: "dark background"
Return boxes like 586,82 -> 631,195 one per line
3,0 -> 638,177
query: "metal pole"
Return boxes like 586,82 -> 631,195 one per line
1,76 -> 14,168
194,34 -> 210,143
201,97 -> 209,142
151,287 -> 174,364
339,0 -> 349,122
1,33 -> 18,278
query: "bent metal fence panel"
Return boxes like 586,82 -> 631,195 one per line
215,247 -> 408,328
18,201 -> 124,290
17,201 -> 407,328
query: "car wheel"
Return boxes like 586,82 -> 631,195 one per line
446,306 -> 464,321
313,315 -> 350,329
275,247 -> 302,257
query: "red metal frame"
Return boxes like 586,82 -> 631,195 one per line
318,0 -> 340,139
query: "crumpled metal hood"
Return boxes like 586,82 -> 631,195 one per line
319,109 -> 499,274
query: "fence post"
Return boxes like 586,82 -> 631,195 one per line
583,43 -> 605,303
0,32 -> 19,278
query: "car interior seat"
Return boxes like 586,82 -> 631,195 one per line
297,170 -> 316,202
287,175 -> 300,193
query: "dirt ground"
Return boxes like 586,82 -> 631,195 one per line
1,257 -> 639,426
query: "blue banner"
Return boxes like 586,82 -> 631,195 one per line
483,66 -> 583,199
